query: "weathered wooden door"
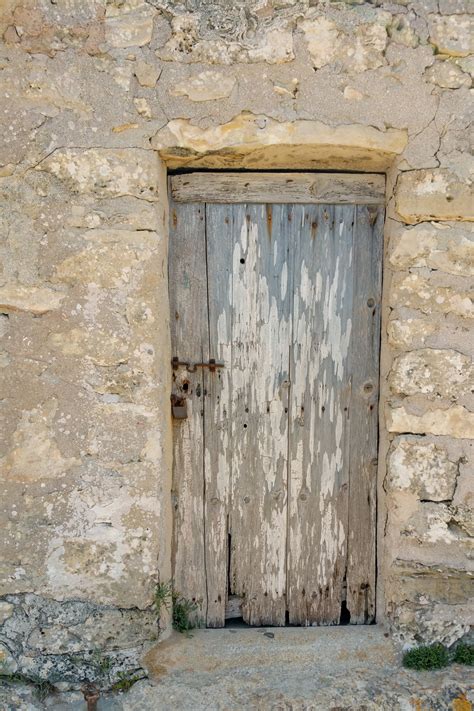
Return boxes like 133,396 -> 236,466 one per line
169,173 -> 384,628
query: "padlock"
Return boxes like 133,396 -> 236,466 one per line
171,394 -> 188,419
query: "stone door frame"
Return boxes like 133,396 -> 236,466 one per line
153,113 -> 408,631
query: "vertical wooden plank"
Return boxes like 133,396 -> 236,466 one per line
168,196 -> 208,624
345,205 -> 383,624
230,203 -> 291,626
203,203 -> 234,627
287,204 -> 355,625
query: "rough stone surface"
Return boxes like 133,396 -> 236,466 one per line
388,436 -> 460,501
2,627 -> 474,709
169,71 -> 236,101
427,14 -> 473,56
0,0 -> 472,688
395,169 -> 474,223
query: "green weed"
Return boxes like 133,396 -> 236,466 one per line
402,643 -> 450,671
453,643 -> 474,666
172,592 -> 199,634
111,671 -> 143,692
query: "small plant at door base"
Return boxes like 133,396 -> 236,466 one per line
453,643 -> 474,666
154,581 -> 199,633
111,671 -> 143,692
172,592 -> 199,634
402,643 -> 450,670
154,580 -> 173,617
0,669 -> 56,702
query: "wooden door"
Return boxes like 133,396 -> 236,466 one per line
169,173 -> 384,627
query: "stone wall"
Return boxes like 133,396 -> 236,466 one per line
0,0 -> 472,686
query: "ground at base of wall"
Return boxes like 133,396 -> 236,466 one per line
2,627 -> 473,711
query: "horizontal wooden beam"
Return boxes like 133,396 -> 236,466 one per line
170,172 -> 385,205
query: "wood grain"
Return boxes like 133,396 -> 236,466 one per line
171,172 -> 385,205
203,203 -> 234,627
168,196 -> 208,626
345,206 -> 383,624
287,205 -> 354,625
229,204 -> 290,626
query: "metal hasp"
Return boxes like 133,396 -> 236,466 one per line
171,357 -> 225,373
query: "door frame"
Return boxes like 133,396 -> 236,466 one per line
167,170 -> 386,627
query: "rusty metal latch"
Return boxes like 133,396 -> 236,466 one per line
171,393 -> 188,419
171,357 -> 225,373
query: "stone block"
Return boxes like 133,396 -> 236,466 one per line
105,1 -> 156,48
428,14 -> 473,57
170,71 -> 236,102
4,399 -> 79,483
389,348 -> 473,400
36,149 -> 160,200
388,405 -> 474,438
0,602 -> 14,625
425,59 -> 472,88
395,169 -> 474,223
0,643 -> 17,674
388,436 -> 459,501
152,112 -> 407,171
86,404 -> 152,464
0,285 -> 65,315
387,315 -> 471,353
299,11 -> 389,72
53,244 -> 146,289
389,222 -> 474,277
389,273 -> 473,319
48,328 -> 131,367
134,60 -> 161,88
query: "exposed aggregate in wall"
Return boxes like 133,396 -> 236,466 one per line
0,0 -> 472,687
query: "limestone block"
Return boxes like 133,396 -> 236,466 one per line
134,60 -> 161,87
0,601 -> 14,625
3,399 -> 79,483
0,285 -> 65,315
388,405 -> 474,438
389,222 -> 474,276
389,348 -> 473,400
395,169 -> 474,223
0,643 -> 17,674
26,608 -> 157,653
48,328 -> 130,367
389,273 -> 474,319
152,112 -> 407,171
170,71 -> 236,102
425,59 -> 472,88
133,97 -> 151,118
439,0 -> 472,12
53,244 -> 146,288
428,14 -> 473,57
86,404 -> 152,464
65,199 -> 159,232
390,595 -> 473,648
105,1 -> 156,48
401,502 -> 472,546
387,316 -> 471,353
388,436 -> 459,501
387,318 -> 436,350
300,12 -> 389,72
36,149 -> 159,200
387,15 -> 420,49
